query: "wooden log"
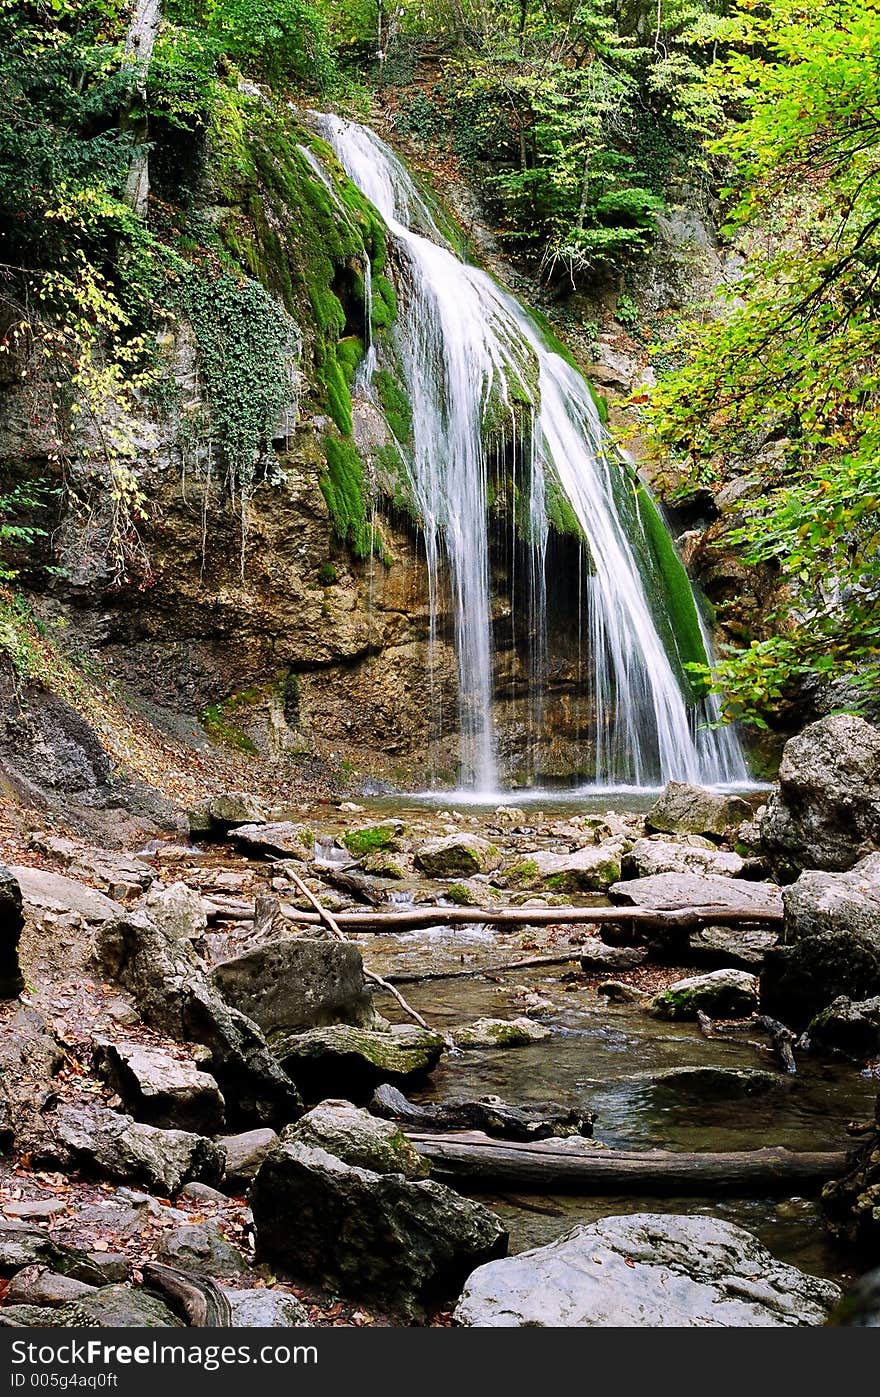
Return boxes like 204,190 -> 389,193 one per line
756,1014 -> 798,1074
141,1262 -> 232,1327
404,1130 -> 846,1195
207,902 -> 784,933
384,953 -> 582,985
369,1083 -> 594,1140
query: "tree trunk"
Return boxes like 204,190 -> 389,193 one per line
121,0 -> 163,216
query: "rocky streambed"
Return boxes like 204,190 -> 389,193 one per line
1,712 -> 880,1327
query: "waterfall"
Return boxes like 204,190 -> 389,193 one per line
316,115 -> 748,792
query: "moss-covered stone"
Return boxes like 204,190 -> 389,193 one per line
271,1023 -> 445,1103
452,1017 -> 551,1049
343,821 -> 405,857
282,1100 -> 430,1179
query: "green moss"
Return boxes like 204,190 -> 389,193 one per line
446,882 -> 480,906
337,335 -> 365,386
504,859 -> 539,889
321,436 -> 382,559
633,482 -> 710,701
374,369 -> 413,443
343,822 -> 404,856
371,274 -> 398,329
318,561 -> 338,585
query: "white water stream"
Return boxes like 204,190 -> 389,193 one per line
316,116 -> 747,792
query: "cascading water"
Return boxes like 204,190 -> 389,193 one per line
316,115 -> 748,792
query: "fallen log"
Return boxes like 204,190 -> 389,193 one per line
756,1014 -> 798,1074
141,1263 -> 231,1327
384,953 -> 583,985
207,902 -> 784,933
369,1083 -> 594,1140
404,1131 -> 846,1195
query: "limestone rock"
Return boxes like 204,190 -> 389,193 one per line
512,842 -> 625,894
251,1140 -> 507,1316
646,783 -> 752,838
579,943 -> 647,972
141,882 -> 207,942
454,1214 -> 838,1327
649,1067 -> 784,1100
206,793 -> 267,830
94,909 -> 301,1125
808,996 -> 880,1061
760,715 -> 880,876
627,837 -> 744,880
686,924 -> 778,970
211,938 -> 375,1036
0,1221 -> 107,1284
760,930 -> 880,1029
219,1128 -> 278,1189
55,1104 -> 225,1194
343,821 -> 405,857
93,1038 -> 225,1133
650,968 -> 758,1020
611,872 -> 783,918
224,1287 -> 310,1327
10,865 -> 121,923
272,1023 -> 444,1103
0,865 -> 24,997
0,1286 -> 183,1328
452,1017 -> 551,1049
282,1100 -> 429,1179
6,1265 -> 98,1307
230,822 -> 314,860
783,855 -> 880,948
415,834 -> 501,878
157,1221 -> 249,1279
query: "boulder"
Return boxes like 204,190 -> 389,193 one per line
626,838 -> 745,880
808,996 -> 880,1061
343,821 -> 405,857
760,931 -> 880,1029
0,1221 -> 107,1284
224,1287 -> 310,1327
649,1067 -> 784,1100
0,1006 -> 65,1155
283,1100 -> 429,1179
831,1268 -> 880,1327
362,851 -> 409,879
0,1287 -> 183,1327
219,1128 -> 278,1189
211,939 -> 375,1036
646,783 -> 752,838
686,924 -> 778,970
6,1265 -> 98,1307
206,793 -> 267,830
271,1023 -> 444,1103
783,855 -> 880,948
54,1104 -> 225,1194
579,943 -> 647,972
157,1221 -> 249,1279
93,1038 -> 225,1133
415,834 -> 501,878
611,872 -> 783,919
10,865 -> 121,923
0,865 -> 24,997
452,1017 -> 552,1049
650,969 -> 758,1020
141,882 -> 207,942
760,715 -> 880,876
94,909 -> 301,1125
510,842 -> 625,894
229,822 -> 314,861
33,837 -> 155,899
251,1140 -> 507,1316
454,1214 -> 838,1327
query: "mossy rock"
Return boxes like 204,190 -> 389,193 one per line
271,1023 -> 445,1103
452,1017 -> 551,1050
343,821 -> 405,857
649,970 -> 759,1021
415,835 -> 502,878
362,850 -> 409,879
503,859 -> 540,891
282,1100 -> 429,1179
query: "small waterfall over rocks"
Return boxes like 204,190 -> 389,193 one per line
316,115 -> 747,793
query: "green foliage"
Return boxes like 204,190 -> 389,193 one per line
649,0 -> 880,724
178,264 -> 298,504
147,25 -> 220,131
207,0 -> 337,90
318,560 -> 339,584
0,483 -> 52,581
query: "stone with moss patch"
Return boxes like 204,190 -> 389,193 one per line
415,835 -> 502,878
649,969 -> 758,1022
282,1100 -> 429,1179
343,821 -> 405,857
271,1023 -> 445,1102
452,1017 -> 552,1050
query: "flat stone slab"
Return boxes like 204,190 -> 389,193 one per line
10,866 -> 122,923
611,872 -> 783,918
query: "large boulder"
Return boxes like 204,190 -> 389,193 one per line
0,1222 -> 107,1284
94,909 -> 301,1125
454,1214 -> 838,1327
611,872 -> 783,919
761,715 -> 880,877
649,969 -> 758,1021
283,1100 -> 428,1179
646,783 -> 752,838
0,1286 -> 183,1328
808,996 -> 880,1061
508,842 -> 625,894
415,834 -> 501,878
54,1104 -> 225,1195
0,866 -> 24,997
271,1023 -> 444,1103
626,838 -> 744,880
141,882 -> 207,942
93,1038 -> 225,1133
219,1128 -> 278,1189
251,1140 -> 507,1316
10,865 -> 122,924
156,1221 -> 248,1279
760,930 -> 880,1030
211,939 -> 376,1036
229,822 -> 314,861
783,855 -> 880,948
686,924 -> 778,970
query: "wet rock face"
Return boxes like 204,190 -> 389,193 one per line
760,930 -> 880,1030
761,715 -> 880,877
646,783 -> 752,839
454,1214 -> 839,1327
0,866 -> 24,997
211,938 -> 376,1036
250,1140 -> 507,1317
